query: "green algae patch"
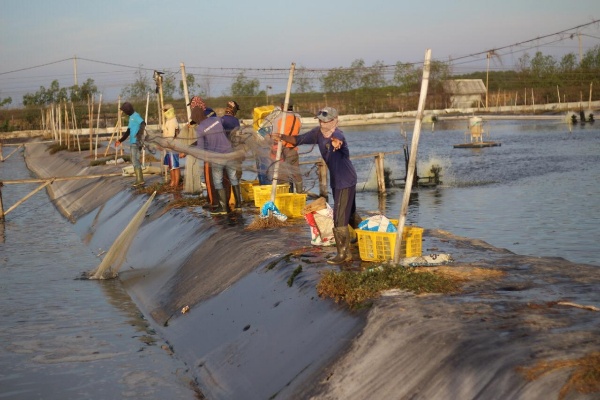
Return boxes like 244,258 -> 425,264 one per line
317,264 -> 459,309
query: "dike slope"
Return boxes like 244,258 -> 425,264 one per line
23,141 -> 600,400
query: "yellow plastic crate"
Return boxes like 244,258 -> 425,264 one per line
253,184 -> 290,207
240,180 -> 259,201
253,105 -> 275,131
275,193 -> 306,218
356,222 -> 423,262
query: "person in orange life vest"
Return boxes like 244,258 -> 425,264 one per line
270,99 -> 303,193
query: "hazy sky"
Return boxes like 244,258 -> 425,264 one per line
1,0 -> 599,104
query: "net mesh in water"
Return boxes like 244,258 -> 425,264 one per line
88,191 -> 156,280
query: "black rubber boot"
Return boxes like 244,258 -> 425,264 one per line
211,188 -> 229,215
232,185 -> 243,210
327,226 -> 352,265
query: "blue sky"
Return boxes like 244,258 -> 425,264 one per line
1,0 -> 599,104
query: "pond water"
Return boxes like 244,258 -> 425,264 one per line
1,117 -> 598,398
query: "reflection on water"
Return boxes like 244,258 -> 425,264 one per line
0,118 -> 598,398
0,149 -> 197,399
345,120 -> 600,265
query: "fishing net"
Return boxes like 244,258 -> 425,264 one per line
145,125 -> 311,191
88,191 -> 156,280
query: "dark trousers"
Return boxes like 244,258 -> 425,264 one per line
332,186 -> 357,228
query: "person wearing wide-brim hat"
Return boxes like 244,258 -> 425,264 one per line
161,103 -> 181,189
276,107 -> 361,265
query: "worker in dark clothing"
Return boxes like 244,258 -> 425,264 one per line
277,107 -> 361,264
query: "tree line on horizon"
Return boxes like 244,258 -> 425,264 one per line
2,46 -> 600,132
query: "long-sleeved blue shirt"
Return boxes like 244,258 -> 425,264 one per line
195,117 -> 232,154
294,127 -> 357,189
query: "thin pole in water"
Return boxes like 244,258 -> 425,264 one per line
393,49 -> 432,265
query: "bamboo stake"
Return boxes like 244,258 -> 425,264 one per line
1,144 -> 23,162
64,102 -> 71,149
71,102 -> 81,153
143,92 -> 150,167
2,173 -> 123,185
557,301 -> 599,312
155,74 -> 167,181
94,94 -> 102,160
181,62 -> 201,194
270,62 -> 296,203
88,95 -> 94,156
393,49 -> 431,265
0,185 -> 4,220
2,180 -> 53,217
105,97 -> 121,157
375,153 -> 386,195
51,105 -> 57,141
58,103 -> 62,145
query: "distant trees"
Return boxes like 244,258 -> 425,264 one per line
230,72 -> 260,97
21,78 -> 99,106
0,96 -> 12,107
120,68 -> 152,100
15,45 -> 600,113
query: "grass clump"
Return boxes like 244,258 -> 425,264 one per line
47,143 -> 68,154
517,352 -> 600,400
317,264 -> 459,309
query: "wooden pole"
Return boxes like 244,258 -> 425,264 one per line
57,103 -> 62,145
589,82 -> 593,109
1,144 -> 23,162
181,62 -> 202,194
105,97 -> 121,157
270,62 -> 296,203
71,102 -> 81,153
318,161 -> 328,199
2,180 -> 53,217
375,152 -> 386,195
155,73 -> 167,181
94,94 -> 102,160
0,183 -> 4,220
64,102 -> 71,150
2,173 -> 123,185
143,92 -> 150,167
393,49 -> 431,264
88,95 -> 94,156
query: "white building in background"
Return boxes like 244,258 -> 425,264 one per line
443,79 -> 487,109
